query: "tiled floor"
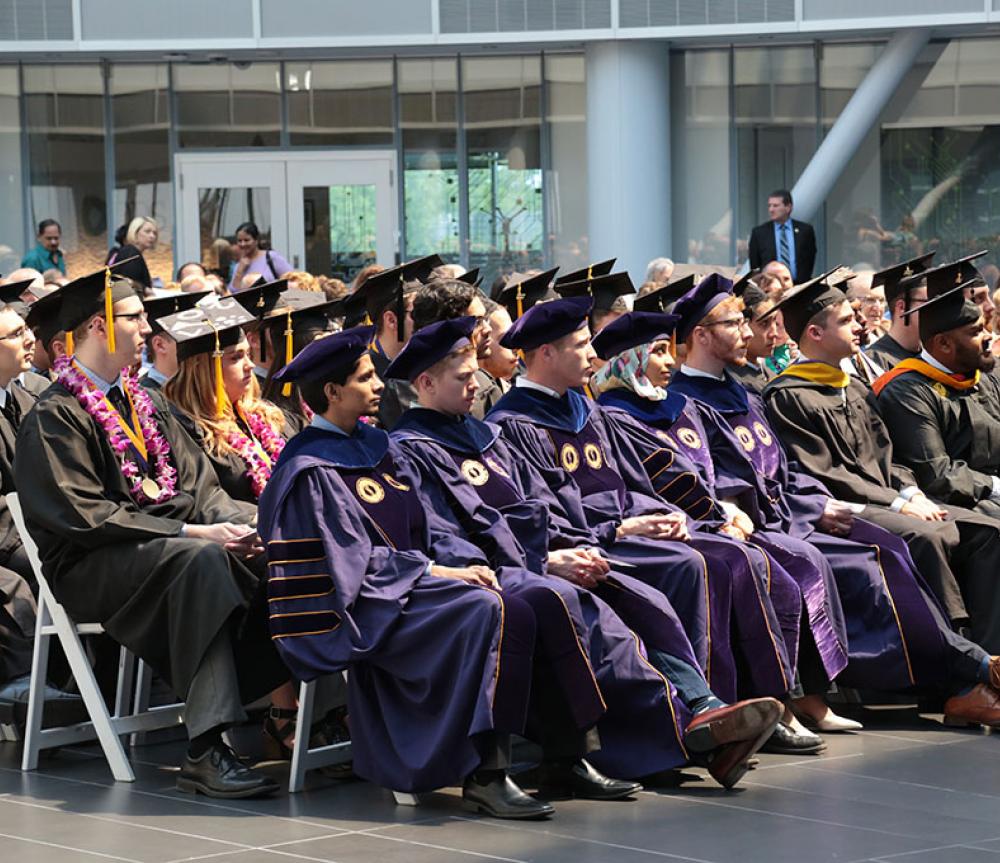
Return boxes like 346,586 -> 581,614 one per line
1,706 -> 1000,863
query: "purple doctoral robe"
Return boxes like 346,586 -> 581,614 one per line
392,408 -> 695,777
665,370 -> 967,689
257,422 -> 532,793
488,385 -> 794,702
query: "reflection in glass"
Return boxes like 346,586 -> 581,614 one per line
174,63 -> 280,148
399,58 -> 460,261
463,56 -> 543,288
198,187 -> 271,284
303,185 -> 377,283
286,61 -> 393,146
545,54 -> 588,272
0,68 -> 23,277
24,65 -> 107,277
112,64 -> 174,284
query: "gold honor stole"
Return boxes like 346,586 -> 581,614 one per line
777,361 -> 850,389
871,358 -> 980,397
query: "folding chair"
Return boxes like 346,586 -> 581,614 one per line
287,676 -> 353,793
7,492 -> 185,782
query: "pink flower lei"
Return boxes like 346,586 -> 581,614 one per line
229,404 -> 286,500
55,357 -> 178,505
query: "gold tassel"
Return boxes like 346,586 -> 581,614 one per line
281,309 -> 293,397
104,268 -> 116,353
212,329 -> 225,419
516,286 -> 524,319
65,330 -> 74,355
669,331 -> 677,360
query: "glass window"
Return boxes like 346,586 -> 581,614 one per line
545,53 -> 588,273
0,68 -> 24,278
111,64 -> 174,285
286,61 -> 394,146
24,65 -> 107,278
672,49 -> 731,267
734,46 -> 817,267
399,58 -> 460,261
174,63 -> 281,148
462,56 -> 544,287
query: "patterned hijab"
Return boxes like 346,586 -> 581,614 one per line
590,340 -> 669,402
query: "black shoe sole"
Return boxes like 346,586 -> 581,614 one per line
176,777 -> 280,799
462,799 -> 554,819
537,783 -> 641,802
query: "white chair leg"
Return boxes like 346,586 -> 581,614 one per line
21,595 -> 52,772
114,646 -> 136,719
288,679 -> 315,793
392,792 -> 423,806
129,659 -> 153,747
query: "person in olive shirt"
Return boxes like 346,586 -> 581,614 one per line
874,280 -> 1000,519
761,275 -> 1000,655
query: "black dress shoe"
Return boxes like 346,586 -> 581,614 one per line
538,759 -> 642,801
758,721 -> 826,755
177,743 -> 280,799
463,771 -> 554,819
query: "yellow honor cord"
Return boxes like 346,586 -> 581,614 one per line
65,330 -> 74,355
104,268 -> 116,353
281,309 -> 293,397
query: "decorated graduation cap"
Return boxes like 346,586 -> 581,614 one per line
873,252 -> 936,308
0,278 -> 40,318
56,258 -> 142,355
25,287 -> 64,350
143,291 -> 212,335
671,273 -> 736,342
499,295 -> 593,352
554,258 -> 616,286
591,311 -> 681,361
554,271 -> 636,313
274,325 -> 375,384
913,251 -> 989,300
158,298 -> 256,417
261,290 -> 338,397
497,267 -> 559,319
760,268 -> 845,342
353,254 -> 444,339
634,274 -> 696,314
902,280 -> 984,342
384,316 -> 477,382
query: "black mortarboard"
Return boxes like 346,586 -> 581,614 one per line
902,280 -> 984,342
554,258 -> 616,286
591,311 -> 681,361
0,279 -> 39,318
275,325 -> 375,384
384,316 -> 477,382
761,269 -> 846,342
827,268 -> 858,291
158,298 -> 256,417
554,271 -> 636,312
910,251 -> 989,300
143,291 -> 212,335
25,288 -> 64,350
456,267 -> 482,288
672,273 -> 736,341
497,268 -> 558,319
57,258 -> 142,353
633,274 -> 695,313
732,269 -> 760,299
872,252 -> 936,305
231,278 -> 288,321
353,254 -> 444,340
500,296 -> 593,352
262,291 -> 338,395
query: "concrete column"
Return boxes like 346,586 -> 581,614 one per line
791,28 -> 930,223
585,40 -> 671,286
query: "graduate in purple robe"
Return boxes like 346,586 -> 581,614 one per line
385,316 -> 783,788
484,294 -> 821,754
649,276 -> 1000,725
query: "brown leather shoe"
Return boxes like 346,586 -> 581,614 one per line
988,656 -> 1000,692
683,697 -> 782,754
943,684 -> 1000,728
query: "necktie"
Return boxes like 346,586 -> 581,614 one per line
107,385 -> 134,433
1,392 -> 19,430
778,223 -> 791,272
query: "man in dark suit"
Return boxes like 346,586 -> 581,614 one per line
748,189 -> 817,284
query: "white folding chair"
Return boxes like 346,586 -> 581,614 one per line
7,493 -> 185,782
287,676 -> 352,792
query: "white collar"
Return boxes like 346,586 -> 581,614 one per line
679,363 -> 726,382
74,360 -> 120,395
919,348 -> 954,376
515,376 -> 562,399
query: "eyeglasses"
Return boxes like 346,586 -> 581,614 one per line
115,311 -> 148,322
702,317 -> 745,329
0,325 -> 29,341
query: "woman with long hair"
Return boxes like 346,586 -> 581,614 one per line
228,222 -> 292,293
107,216 -> 159,289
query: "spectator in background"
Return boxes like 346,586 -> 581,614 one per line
22,219 -> 66,276
176,262 -> 207,282
180,274 -> 210,294
285,270 -> 321,293
204,273 -> 227,297
108,216 -> 159,289
228,222 -> 292,292
42,269 -> 65,286
758,271 -> 784,297
645,257 -> 674,286
748,189 -> 817,282
762,260 -> 794,294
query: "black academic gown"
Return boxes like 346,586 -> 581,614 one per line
865,333 -> 918,372
763,369 -> 1000,653
471,369 -> 505,420
14,384 -> 283,702
875,365 -> 1000,518
727,361 -> 774,396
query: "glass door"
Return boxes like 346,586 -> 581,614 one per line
285,152 -> 397,284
